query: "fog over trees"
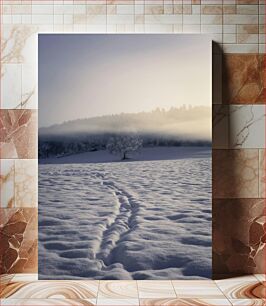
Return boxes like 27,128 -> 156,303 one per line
39,106 -> 211,159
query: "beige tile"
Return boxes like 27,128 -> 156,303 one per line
202,0 -> 223,3
237,4 -> 259,14
183,24 -> 200,33
1,64 -> 22,109
201,25 -> 223,33
259,150 -> 265,198
12,4 -> 31,14
192,5 -> 200,14
259,34 -> 265,43
229,299 -> 266,305
97,299 -> 139,305
144,5 -> 164,15
140,299 -> 232,305
173,4 -> 182,14
116,5 -> 134,15
32,4 -> 54,14
107,14 -> 134,24
144,14 -> 182,24
201,5 -> 223,14
222,43 -> 258,53
201,15 -> 222,24
138,281 -> 176,299
237,25 -> 259,34
73,5 -> 86,14
223,33 -> 236,43
259,44 -> 265,53
172,280 -> 225,299
223,25 -> 237,33
236,0 -> 259,3
98,281 -> 138,299
8,273 -> 38,282
21,63 -> 37,109
54,4 -> 64,14
87,4 -> 106,15
182,5 -> 192,14
223,14 -> 258,24
237,33 -> 259,44
183,14 -> 200,24
32,14 -> 54,24
223,5 -> 236,14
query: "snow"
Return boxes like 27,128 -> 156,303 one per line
38,147 -> 211,280
39,146 -> 210,164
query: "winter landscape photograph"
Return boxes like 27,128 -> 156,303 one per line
38,34 -> 212,280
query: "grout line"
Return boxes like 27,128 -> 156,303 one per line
136,280 -> 140,303
95,279 -> 100,305
171,279 -> 179,298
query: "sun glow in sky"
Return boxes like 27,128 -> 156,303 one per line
39,34 -> 211,128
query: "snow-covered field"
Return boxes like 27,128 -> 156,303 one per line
39,148 -> 211,280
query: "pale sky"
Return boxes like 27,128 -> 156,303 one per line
39,34 -> 211,128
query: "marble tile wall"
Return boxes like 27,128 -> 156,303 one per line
0,0 -> 265,279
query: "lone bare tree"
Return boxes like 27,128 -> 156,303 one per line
106,135 -> 143,160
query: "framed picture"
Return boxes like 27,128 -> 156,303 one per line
38,34 -> 211,280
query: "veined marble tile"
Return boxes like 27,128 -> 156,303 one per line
230,300 -> 266,306
98,281 -> 138,299
1,281 -> 99,299
0,159 -> 15,208
213,199 -> 266,275
222,54 -> 264,104
0,110 -> 37,159
137,281 -> 176,298
215,276 -> 265,299
0,299 -> 96,305
212,105 -> 229,149
0,159 -> 37,208
139,298 -> 232,305
1,25 -> 38,65
15,159 -> 37,208
1,64 -> 22,109
229,105 -> 265,149
0,208 -> 38,274
213,149 -> 259,198
172,280 -> 225,298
